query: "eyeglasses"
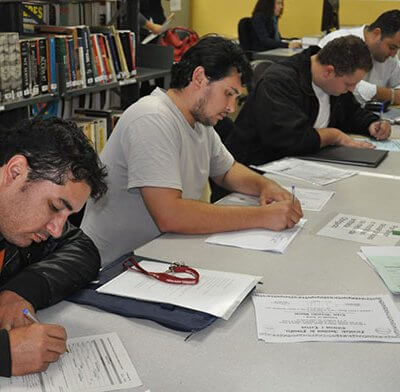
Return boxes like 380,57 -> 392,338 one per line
123,257 -> 200,285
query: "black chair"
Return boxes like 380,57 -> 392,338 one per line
250,59 -> 274,91
238,17 -> 254,60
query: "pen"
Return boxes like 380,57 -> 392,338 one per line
22,308 -> 70,353
291,185 -> 295,204
22,308 -> 40,323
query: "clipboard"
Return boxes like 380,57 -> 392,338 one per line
298,146 -> 388,168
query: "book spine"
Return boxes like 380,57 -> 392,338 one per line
28,39 -> 39,96
129,31 -> 136,76
67,36 -> 78,88
97,34 -> 112,82
90,34 -> 104,85
10,33 -> 23,101
38,38 -> 48,94
47,36 -> 57,94
20,39 -> 31,98
78,27 -> 94,86
119,31 -> 132,77
64,36 -> 73,89
109,34 -> 122,80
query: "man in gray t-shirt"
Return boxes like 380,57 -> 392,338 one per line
81,36 -> 303,266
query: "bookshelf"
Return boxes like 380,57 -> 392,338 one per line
0,0 -> 173,122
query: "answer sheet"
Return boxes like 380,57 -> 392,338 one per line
0,333 -> 142,392
354,138 -> 400,152
317,213 -> 400,246
206,219 -> 306,253
253,158 -> 356,186
218,188 -> 334,212
97,261 -> 262,320
360,246 -> 400,294
252,293 -> 400,343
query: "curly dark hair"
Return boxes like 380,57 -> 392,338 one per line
367,10 -> 400,40
0,117 -> 107,201
317,35 -> 373,76
170,35 -> 253,89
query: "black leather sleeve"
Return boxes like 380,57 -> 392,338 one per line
1,222 -> 101,309
0,329 -> 11,377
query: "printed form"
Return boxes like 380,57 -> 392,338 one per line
0,333 -> 142,392
206,219 -> 307,253
218,188 -> 334,212
317,213 -> 400,246
252,293 -> 400,343
253,158 -> 356,186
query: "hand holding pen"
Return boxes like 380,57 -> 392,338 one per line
369,106 -> 391,141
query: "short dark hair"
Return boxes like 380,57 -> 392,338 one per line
0,117 -> 107,201
252,0 -> 275,18
170,35 -> 253,89
317,35 -> 373,76
367,10 -> 400,40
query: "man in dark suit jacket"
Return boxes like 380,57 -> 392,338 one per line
225,36 -> 391,166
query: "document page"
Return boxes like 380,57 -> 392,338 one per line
317,213 -> 400,245
217,188 -> 334,212
253,158 -> 356,186
354,138 -> 400,152
206,219 -> 306,253
252,293 -> 400,343
97,261 -> 262,320
360,246 -> 400,294
0,333 -> 142,392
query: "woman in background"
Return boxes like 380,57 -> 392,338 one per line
251,0 -> 302,50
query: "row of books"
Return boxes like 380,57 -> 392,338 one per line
73,108 -> 124,154
30,104 -> 123,154
0,25 -> 137,104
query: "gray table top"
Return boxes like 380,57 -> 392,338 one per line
41,153 -> 400,392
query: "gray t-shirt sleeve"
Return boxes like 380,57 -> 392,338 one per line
209,129 -> 235,178
121,114 -> 183,191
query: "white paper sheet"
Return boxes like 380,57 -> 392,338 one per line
317,213 -> 400,245
253,158 -> 357,186
206,219 -> 306,253
0,333 -> 142,392
217,188 -> 334,212
252,293 -> 400,343
354,138 -> 400,152
97,261 -> 262,320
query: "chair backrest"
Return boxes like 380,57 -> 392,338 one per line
238,17 -> 253,52
250,59 -> 274,91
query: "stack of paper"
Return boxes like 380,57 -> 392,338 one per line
360,246 -> 400,294
97,261 -> 262,320
252,158 -> 356,186
252,293 -> 400,343
0,333 -> 142,392
217,188 -> 334,212
317,213 -> 400,245
206,219 -> 306,253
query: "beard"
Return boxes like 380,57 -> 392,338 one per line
190,90 -> 215,127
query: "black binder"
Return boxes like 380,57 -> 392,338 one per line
298,146 -> 388,168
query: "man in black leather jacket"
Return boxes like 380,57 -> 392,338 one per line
0,118 -> 107,377
226,36 -> 391,166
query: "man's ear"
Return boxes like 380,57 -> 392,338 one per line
191,66 -> 208,89
3,155 -> 29,185
322,64 -> 336,79
371,27 -> 382,41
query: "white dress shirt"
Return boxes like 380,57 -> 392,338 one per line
312,82 -> 330,128
319,26 -> 400,103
